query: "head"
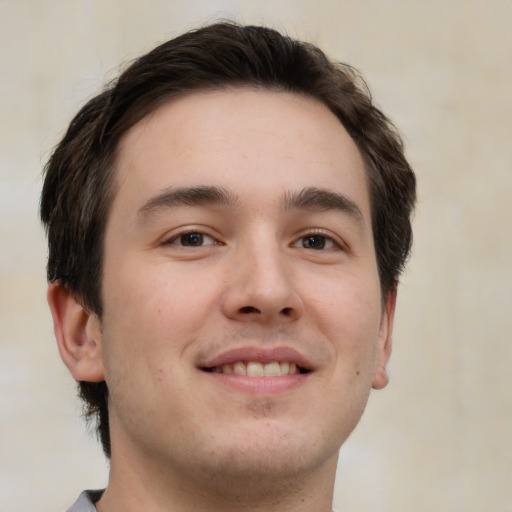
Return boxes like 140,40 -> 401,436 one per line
41,22 -> 415,460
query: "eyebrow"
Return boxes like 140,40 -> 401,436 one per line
137,184 -> 365,228
282,187 -> 365,227
138,185 -> 239,218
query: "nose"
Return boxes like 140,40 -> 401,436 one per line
221,239 -> 304,324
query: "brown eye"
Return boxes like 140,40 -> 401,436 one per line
168,232 -> 216,247
180,233 -> 204,246
301,235 -> 327,249
292,233 -> 338,251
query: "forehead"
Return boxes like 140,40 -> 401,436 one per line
113,88 -> 369,219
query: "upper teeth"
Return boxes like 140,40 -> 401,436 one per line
213,361 -> 298,377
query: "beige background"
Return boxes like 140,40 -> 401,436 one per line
1,1 -> 511,511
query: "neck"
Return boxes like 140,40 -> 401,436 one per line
97,444 -> 338,512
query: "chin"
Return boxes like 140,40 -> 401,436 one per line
186,433 -> 340,504
203,420 -> 341,480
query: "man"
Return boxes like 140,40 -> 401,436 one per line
41,22 -> 416,512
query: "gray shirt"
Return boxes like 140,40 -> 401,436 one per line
66,490 -> 103,512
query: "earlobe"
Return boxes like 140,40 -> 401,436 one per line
47,282 -> 105,383
372,286 -> 397,390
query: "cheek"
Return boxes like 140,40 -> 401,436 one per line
99,265 -> 208,414
309,271 -> 383,362
101,261 -> 222,357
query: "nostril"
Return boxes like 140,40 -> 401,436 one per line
240,306 -> 260,314
281,307 -> 293,316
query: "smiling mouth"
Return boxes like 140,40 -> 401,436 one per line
202,361 -> 309,377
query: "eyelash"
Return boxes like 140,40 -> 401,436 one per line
291,229 -> 343,251
163,228 -> 344,251
164,230 -> 219,247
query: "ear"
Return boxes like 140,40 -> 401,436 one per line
372,286 -> 397,390
47,282 -> 105,382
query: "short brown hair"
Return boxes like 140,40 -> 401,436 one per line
41,21 -> 416,457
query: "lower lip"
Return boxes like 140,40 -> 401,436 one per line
203,372 -> 310,394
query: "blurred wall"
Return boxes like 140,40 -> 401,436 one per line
1,1 -> 511,511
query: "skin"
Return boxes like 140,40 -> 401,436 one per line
48,89 -> 395,512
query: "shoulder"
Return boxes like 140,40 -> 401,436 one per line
65,490 -> 104,512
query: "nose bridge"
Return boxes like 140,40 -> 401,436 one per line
222,226 -> 303,322
245,235 -> 289,294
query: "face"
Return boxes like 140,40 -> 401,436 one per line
86,89 -> 394,485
